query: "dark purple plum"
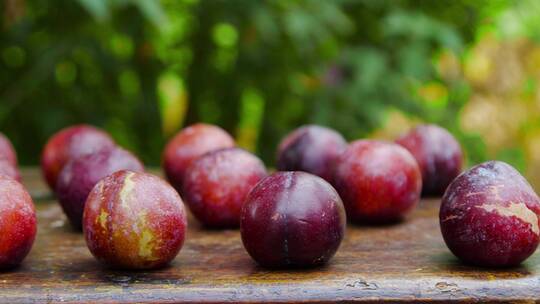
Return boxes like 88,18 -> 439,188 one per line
241,171 -> 346,268
333,140 -> 422,224
56,147 -> 144,229
396,124 -> 463,196
182,148 -> 267,228
276,125 -> 346,181
440,161 -> 540,267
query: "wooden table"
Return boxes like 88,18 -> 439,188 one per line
1,169 -> 539,303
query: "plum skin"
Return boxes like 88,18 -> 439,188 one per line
41,125 -> 116,190
0,176 -> 37,269
163,123 -> 235,193
276,125 -> 347,181
182,148 -> 267,228
56,147 -> 144,230
83,170 -> 187,270
440,161 -> 540,267
240,171 -> 346,268
0,132 -> 17,166
333,140 -> 422,224
396,124 -> 463,196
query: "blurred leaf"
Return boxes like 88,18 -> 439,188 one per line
384,10 -> 463,52
0,0 -> 497,168
496,148 -> 526,173
157,72 -> 188,137
213,23 -> 238,48
398,43 -> 431,80
237,87 -> 265,152
131,0 -> 168,29
345,47 -> 388,91
55,61 -> 78,87
416,82 -> 449,108
109,34 -> 134,59
119,69 -> 140,97
76,0 -> 109,21
2,46 -> 26,68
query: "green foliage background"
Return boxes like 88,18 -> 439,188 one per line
0,0 -> 510,166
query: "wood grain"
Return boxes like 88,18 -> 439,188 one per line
0,168 -> 538,303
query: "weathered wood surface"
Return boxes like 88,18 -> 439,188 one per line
0,168 -> 539,303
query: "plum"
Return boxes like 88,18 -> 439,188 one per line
396,124 -> 463,196
0,132 -> 17,166
0,159 -> 21,182
182,148 -> 267,228
41,125 -> 116,190
163,123 -> 235,193
83,170 -> 187,269
440,161 -> 540,267
333,140 -> 422,224
56,147 -> 144,230
240,171 -> 346,268
0,176 -> 36,269
276,125 -> 347,181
